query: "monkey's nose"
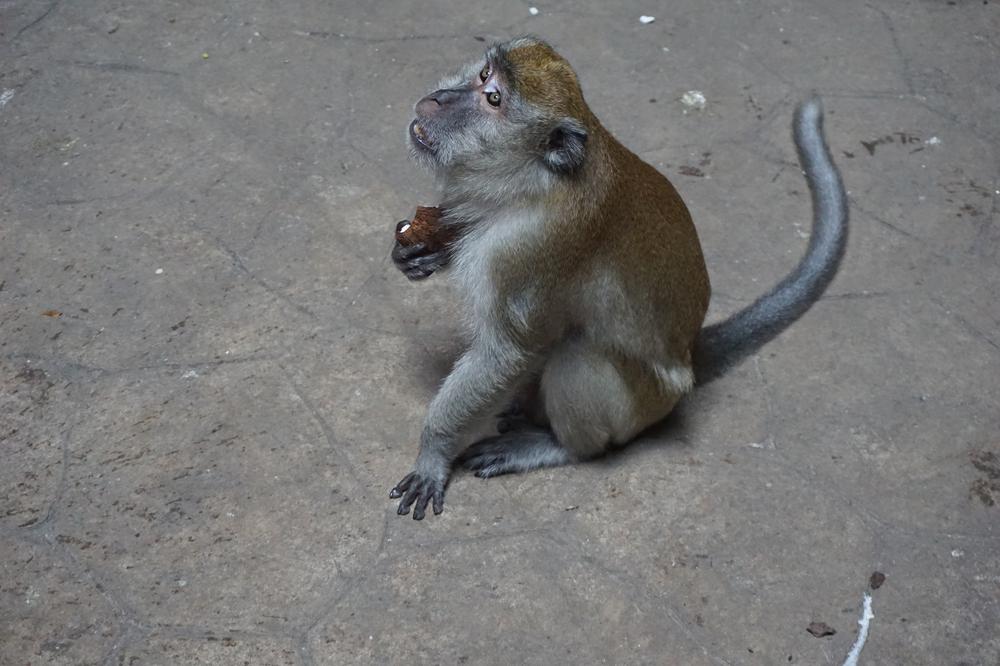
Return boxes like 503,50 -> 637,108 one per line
415,88 -> 463,116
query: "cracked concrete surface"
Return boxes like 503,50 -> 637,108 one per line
2,0 -> 998,664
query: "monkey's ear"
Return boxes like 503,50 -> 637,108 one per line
542,118 -> 588,174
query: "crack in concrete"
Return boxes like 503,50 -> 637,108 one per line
278,362 -> 371,496
870,5 -> 916,96
14,0 -> 60,39
929,296 -> 1000,355
3,351 -> 276,380
190,221 -> 319,321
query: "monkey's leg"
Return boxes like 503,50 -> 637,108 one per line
462,341 -> 686,477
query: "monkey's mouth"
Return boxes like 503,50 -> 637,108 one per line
409,120 -> 436,152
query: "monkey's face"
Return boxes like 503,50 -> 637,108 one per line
407,38 -> 589,198
407,56 -> 529,170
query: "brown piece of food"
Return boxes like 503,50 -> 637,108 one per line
806,621 -> 836,638
395,206 -> 456,253
869,571 -> 886,590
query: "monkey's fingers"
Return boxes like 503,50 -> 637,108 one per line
470,457 -> 507,477
402,253 -> 449,281
412,490 -> 433,521
460,452 -> 505,475
392,474 -> 444,520
391,241 -> 429,262
396,485 -> 420,515
460,438 -> 517,478
389,472 -> 417,498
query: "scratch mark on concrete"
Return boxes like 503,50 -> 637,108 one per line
63,60 -> 180,76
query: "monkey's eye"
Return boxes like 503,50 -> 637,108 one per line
479,65 -> 490,82
486,91 -> 501,107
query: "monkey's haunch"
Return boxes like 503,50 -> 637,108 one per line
693,96 -> 849,383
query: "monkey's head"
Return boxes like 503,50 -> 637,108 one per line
408,37 -> 591,201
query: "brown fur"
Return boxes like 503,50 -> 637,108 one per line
507,42 -> 710,361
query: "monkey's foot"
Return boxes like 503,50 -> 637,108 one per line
459,429 -> 573,478
389,471 -> 445,520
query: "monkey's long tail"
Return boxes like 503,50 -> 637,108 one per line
693,96 -> 849,383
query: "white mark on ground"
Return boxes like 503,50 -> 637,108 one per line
0,89 -> 14,109
951,549 -> 964,558
182,370 -> 199,379
155,268 -> 164,275
639,15 -> 656,24
529,7 -> 539,15
841,593 -> 874,666
925,136 -> 941,145
680,90 -> 706,111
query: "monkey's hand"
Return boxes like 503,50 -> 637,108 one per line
389,471 -> 445,519
391,221 -> 451,281
389,435 -> 450,519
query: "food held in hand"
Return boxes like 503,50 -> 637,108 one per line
395,206 -> 456,252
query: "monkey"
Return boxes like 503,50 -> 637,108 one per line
388,37 -> 848,520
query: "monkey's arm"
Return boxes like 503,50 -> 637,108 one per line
390,327 -> 534,519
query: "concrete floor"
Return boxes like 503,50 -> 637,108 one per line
2,0 -> 998,664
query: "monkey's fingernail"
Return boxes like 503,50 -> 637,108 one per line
389,487 -> 401,498
396,503 -> 410,515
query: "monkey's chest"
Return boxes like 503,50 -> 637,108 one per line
450,210 -> 548,329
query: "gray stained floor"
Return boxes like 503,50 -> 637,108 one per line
2,1 -> 998,664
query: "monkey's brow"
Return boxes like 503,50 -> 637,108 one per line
484,46 -> 516,88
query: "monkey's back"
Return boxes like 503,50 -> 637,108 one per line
576,133 -> 711,363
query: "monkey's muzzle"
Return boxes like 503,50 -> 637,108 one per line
409,119 -> 435,152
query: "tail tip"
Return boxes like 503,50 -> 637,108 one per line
796,95 -> 824,124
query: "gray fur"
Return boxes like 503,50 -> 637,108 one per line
460,428 -> 573,478
693,97 -> 849,382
